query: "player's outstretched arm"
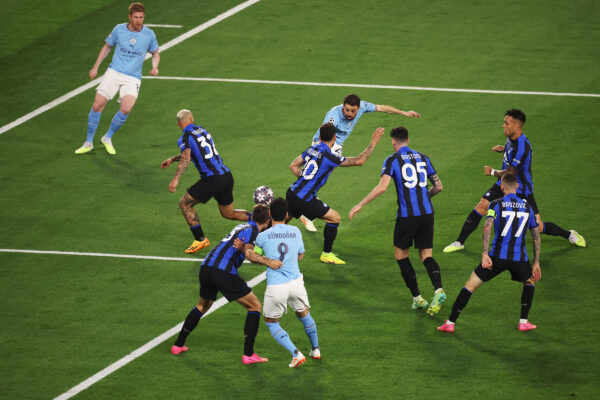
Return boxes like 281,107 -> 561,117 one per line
289,155 -> 304,177
484,165 -> 517,178
340,127 -> 385,167
160,154 -> 181,168
530,228 -> 541,282
376,105 -> 420,118
491,145 -> 504,152
244,245 -> 283,269
349,175 -> 391,219
169,149 -> 191,193
150,51 -> 160,76
428,174 -> 443,197
481,217 -> 494,269
89,43 -> 112,80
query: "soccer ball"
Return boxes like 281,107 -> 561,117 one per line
253,186 -> 274,205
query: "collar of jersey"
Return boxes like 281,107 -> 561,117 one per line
183,123 -> 197,133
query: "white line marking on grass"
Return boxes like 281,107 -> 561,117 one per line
0,0 -> 262,136
144,76 -> 600,98
145,24 -> 183,28
0,248 -> 201,262
0,248 -> 251,263
53,271 -> 267,400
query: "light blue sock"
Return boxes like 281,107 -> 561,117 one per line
105,111 -> 128,139
86,109 -> 102,142
265,322 -> 297,356
299,312 -> 319,348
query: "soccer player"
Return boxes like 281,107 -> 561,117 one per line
75,2 -> 160,155
443,109 -> 585,253
300,94 -> 420,232
161,109 -> 250,254
287,122 -> 386,265
171,204 -> 283,364
255,198 -> 320,368
438,173 -> 541,332
349,127 -> 445,315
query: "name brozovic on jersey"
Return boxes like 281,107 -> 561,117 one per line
488,193 -> 538,262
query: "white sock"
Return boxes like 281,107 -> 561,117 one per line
446,320 -> 455,325
519,319 -> 528,324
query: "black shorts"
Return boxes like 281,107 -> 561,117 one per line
286,188 -> 330,220
187,172 -> 234,205
474,257 -> 532,283
394,214 -> 434,249
199,265 -> 251,302
482,184 -> 539,215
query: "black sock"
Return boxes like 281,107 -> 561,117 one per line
244,311 -> 261,356
175,307 -> 203,347
449,287 -> 472,322
190,224 -> 205,241
457,209 -> 483,244
397,258 -> 420,297
542,222 -> 570,239
323,223 -> 339,253
423,257 -> 443,290
520,285 -> 535,320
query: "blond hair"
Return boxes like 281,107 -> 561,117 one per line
129,2 -> 145,14
177,109 -> 193,124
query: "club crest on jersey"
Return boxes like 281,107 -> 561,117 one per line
130,38 -> 137,46
328,117 -> 335,124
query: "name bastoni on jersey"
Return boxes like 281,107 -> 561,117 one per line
401,153 -> 423,161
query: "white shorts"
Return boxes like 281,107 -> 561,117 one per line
96,68 -> 141,102
263,274 -> 310,319
311,141 -> 343,157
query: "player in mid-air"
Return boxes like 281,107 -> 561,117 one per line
75,2 -> 160,155
438,173 -> 541,332
300,94 -> 420,232
287,122 -> 385,265
443,109 -> 585,253
161,109 -> 250,254
255,198 -> 320,368
349,127 -> 445,315
171,204 -> 283,364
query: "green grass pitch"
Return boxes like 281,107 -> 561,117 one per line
1,0 -> 599,399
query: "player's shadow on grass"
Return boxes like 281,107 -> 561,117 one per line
89,154 -> 161,194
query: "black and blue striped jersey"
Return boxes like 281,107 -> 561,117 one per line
488,193 -> 538,262
202,220 -> 259,275
178,123 -> 230,179
496,134 -> 533,196
289,143 -> 346,201
382,146 -> 437,217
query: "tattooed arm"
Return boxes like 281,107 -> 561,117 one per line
481,217 -> 494,269
428,174 -> 443,197
168,149 -> 191,193
340,127 -> 385,167
160,154 -> 181,168
529,227 -> 542,282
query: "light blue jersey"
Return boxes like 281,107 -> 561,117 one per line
255,224 -> 305,285
312,101 -> 376,146
105,23 -> 159,79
